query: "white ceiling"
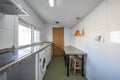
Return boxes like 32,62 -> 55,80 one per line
25,0 -> 103,28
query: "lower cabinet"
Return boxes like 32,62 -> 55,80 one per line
45,45 -> 52,66
6,45 -> 52,80
36,49 -> 47,80
7,55 -> 36,80
0,73 -> 7,80
36,45 -> 52,80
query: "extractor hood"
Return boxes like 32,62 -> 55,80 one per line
0,0 -> 29,16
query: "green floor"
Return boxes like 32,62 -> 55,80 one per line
44,57 -> 86,80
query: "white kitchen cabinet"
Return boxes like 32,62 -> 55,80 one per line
45,45 -> 52,66
36,45 -> 53,80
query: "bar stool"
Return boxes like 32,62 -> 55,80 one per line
71,56 -> 82,75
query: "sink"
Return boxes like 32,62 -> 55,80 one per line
39,42 -> 49,46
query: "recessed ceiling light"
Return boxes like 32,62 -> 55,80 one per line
76,17 -> 80,20
56,21 -> 59,24
49,0 -> 54,7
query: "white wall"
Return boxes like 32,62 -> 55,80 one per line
107,0 -> 120,79
71,0 -> 120,80
0,13 -> 16,49
44,24 -> 71,46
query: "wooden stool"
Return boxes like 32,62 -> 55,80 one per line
71,57 -> 82,75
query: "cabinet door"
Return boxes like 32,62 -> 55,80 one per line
48,45 -> 52,61
35,53 -> 39,80
45,45 -> 52,66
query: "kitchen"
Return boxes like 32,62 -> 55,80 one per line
0,0 -> 120,80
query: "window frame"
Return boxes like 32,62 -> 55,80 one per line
33,29 -> 41,43
17,19 -> 41,48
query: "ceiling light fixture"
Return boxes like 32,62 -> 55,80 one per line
76,17 -> 80,20
56,21 -> 59,24
49,0 -> 54,7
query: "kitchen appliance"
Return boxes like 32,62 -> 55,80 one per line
0,0 -> 29,15
38,50 -> 47,80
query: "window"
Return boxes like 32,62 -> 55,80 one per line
34,30 -> 40,43
18,24 -> 32,46
18,20 -> 41,47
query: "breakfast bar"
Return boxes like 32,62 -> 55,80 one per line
64,46 -> 87,77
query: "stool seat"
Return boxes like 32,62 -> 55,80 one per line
71,57 -> 82,75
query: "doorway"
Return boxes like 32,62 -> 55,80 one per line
53,27 -> 64,56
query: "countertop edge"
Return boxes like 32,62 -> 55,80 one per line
0,43 -> 52,74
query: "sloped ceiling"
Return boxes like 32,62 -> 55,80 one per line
25,0 -> 103,28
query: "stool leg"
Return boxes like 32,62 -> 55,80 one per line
73,67 -> 76,75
